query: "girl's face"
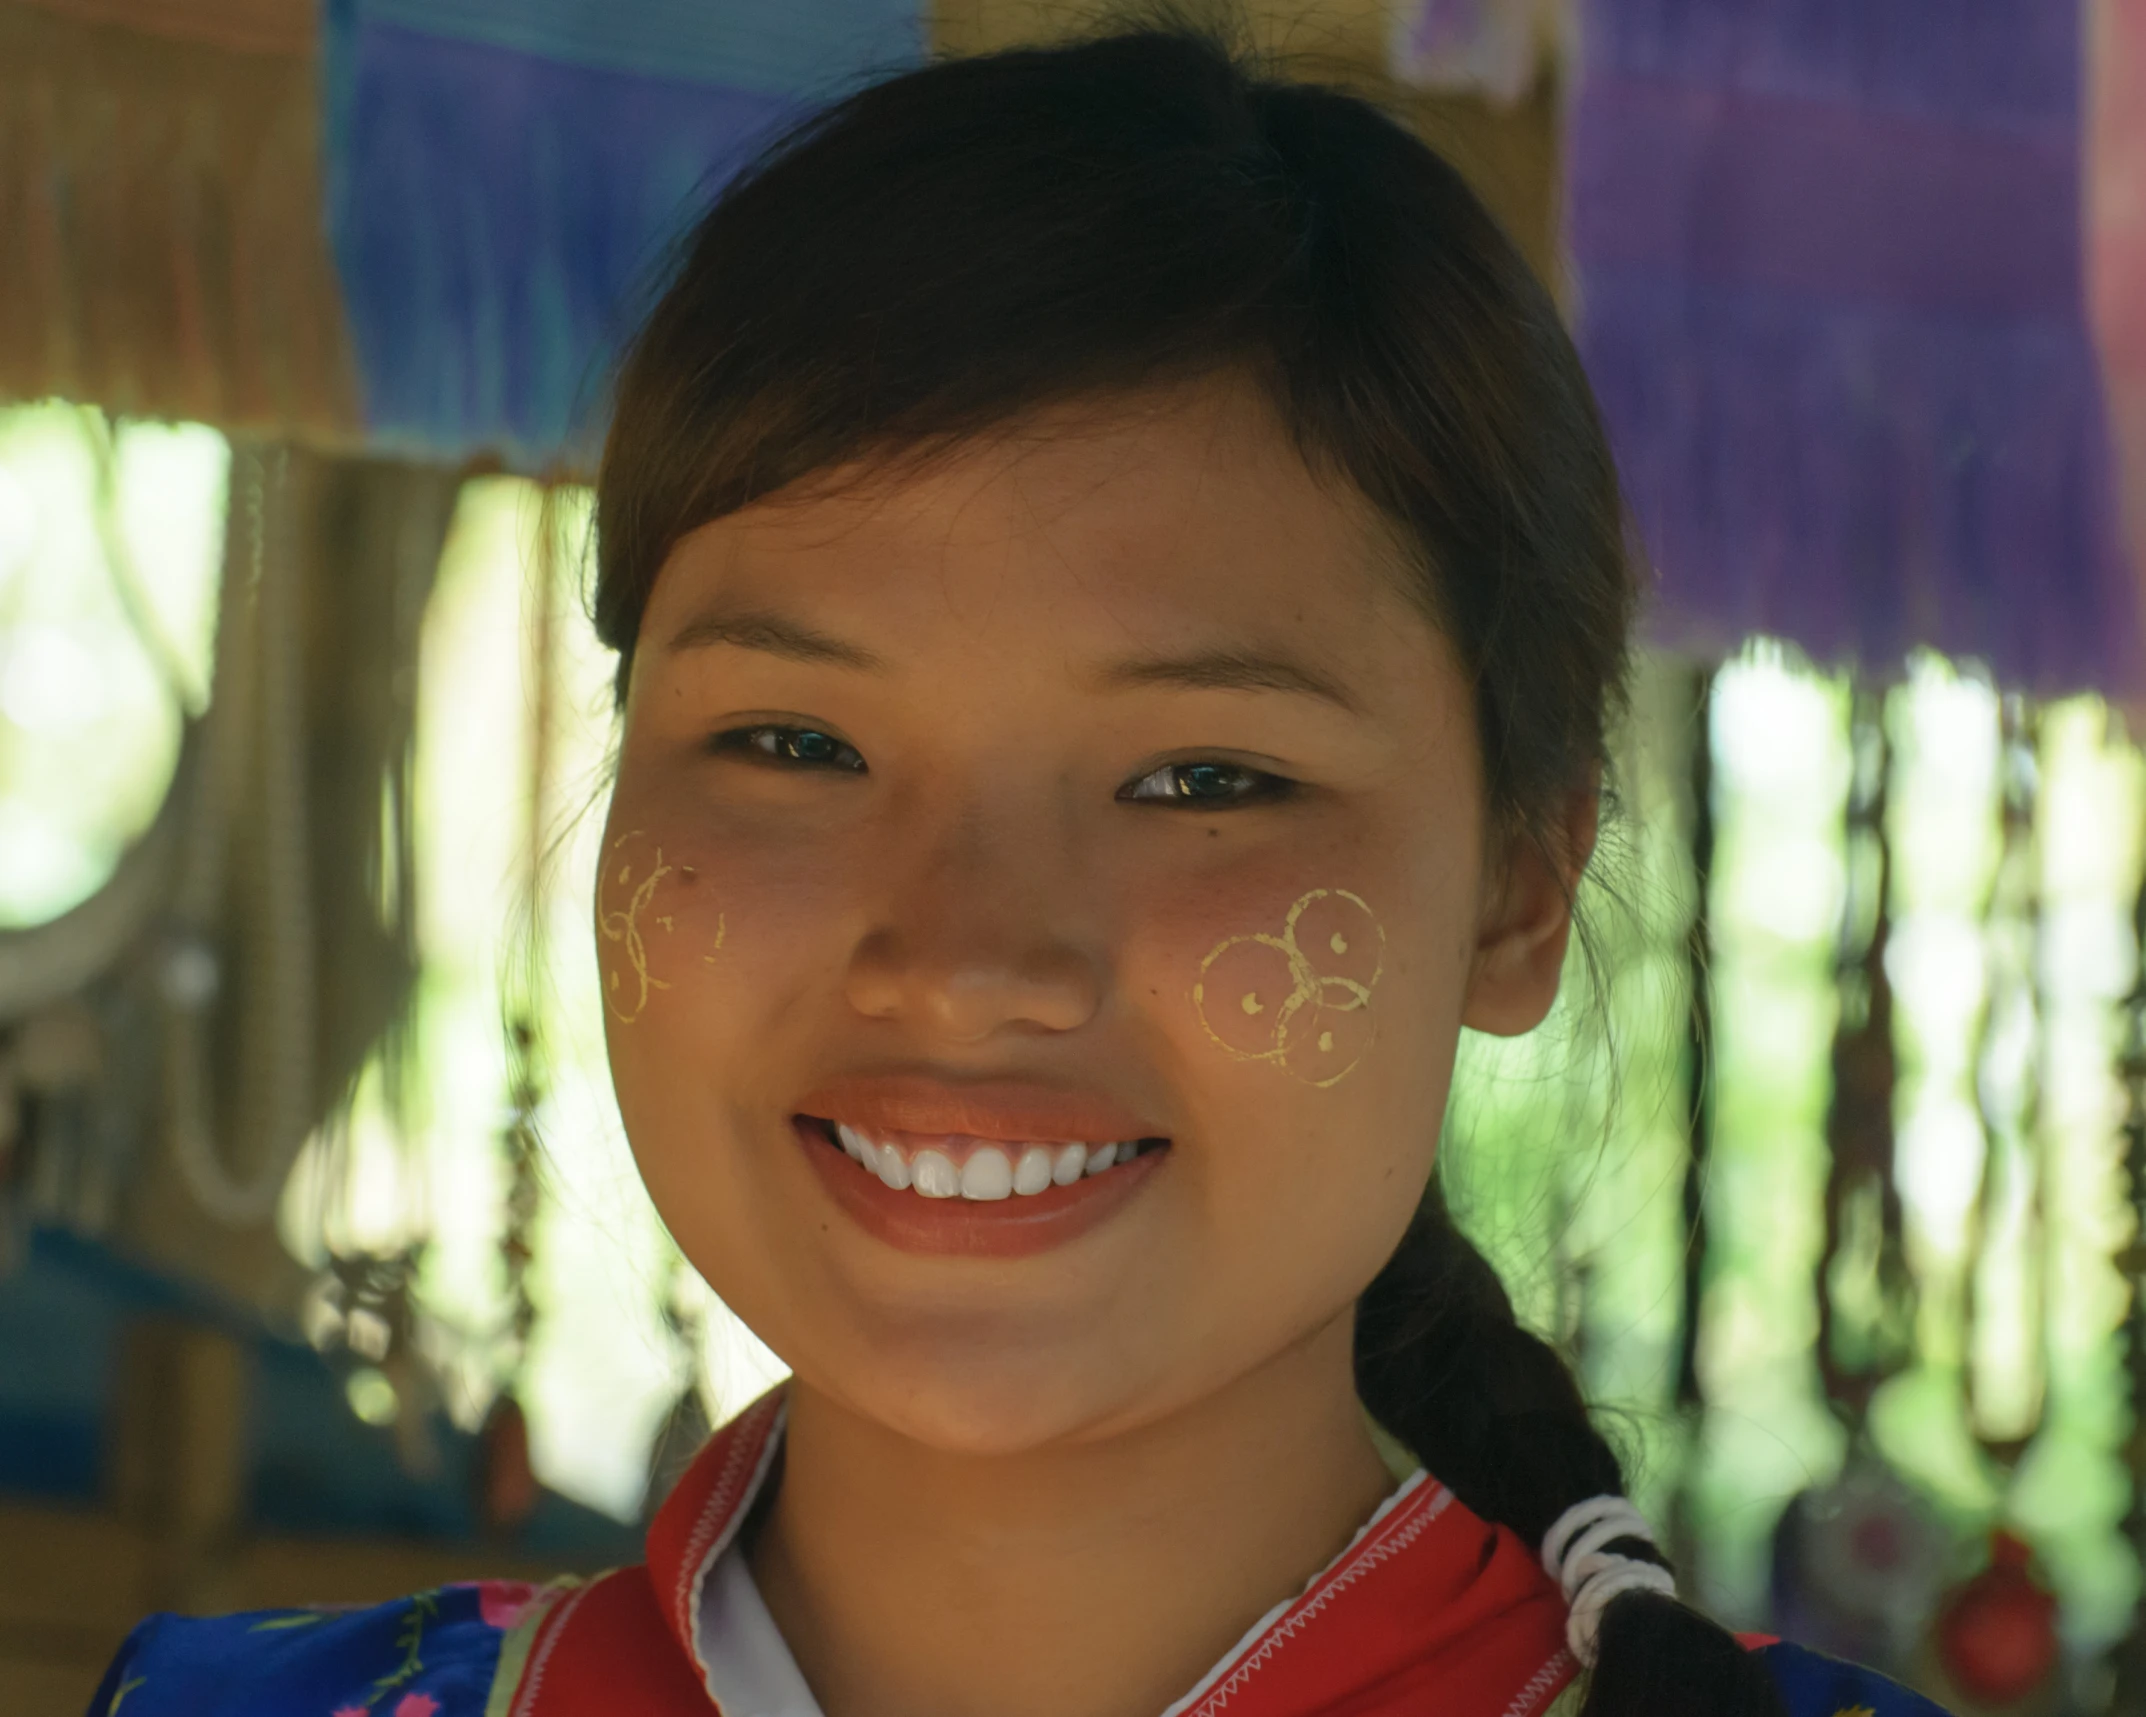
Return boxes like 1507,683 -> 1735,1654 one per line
603,379 -> 1578,1454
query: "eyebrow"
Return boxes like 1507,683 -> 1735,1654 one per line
663,608 -> 1357,712
662,606 -> 886,672
1096,648 -> 1361,714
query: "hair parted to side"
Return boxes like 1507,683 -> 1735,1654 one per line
593,26 -> 1780,1717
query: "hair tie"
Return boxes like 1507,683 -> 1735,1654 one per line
1541,1496 -> 1678,1668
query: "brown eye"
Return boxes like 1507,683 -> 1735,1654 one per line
1119,761 -> 1288,806
714,725 -> 867,772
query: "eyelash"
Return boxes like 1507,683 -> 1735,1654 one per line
1116,761 -> 1295,808
709,724 -> 868,773
709,724 -> 1295,808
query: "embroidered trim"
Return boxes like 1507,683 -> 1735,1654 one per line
1180,1478 -> 1454,1716
484,1582 -> 579,1717
676,1392 -> 789,1677
364,1590 -> 439,1709
506,1579 -> 599,1717
1499,1650 -> 1578,1717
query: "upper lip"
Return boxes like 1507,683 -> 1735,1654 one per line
793,1072 -> 1166,1144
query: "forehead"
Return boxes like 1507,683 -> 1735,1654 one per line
641,381 -> 1441,682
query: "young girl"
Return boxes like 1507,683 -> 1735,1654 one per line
95,28 -> 1949,1717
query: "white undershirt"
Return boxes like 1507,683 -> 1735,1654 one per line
693,1543 -> 825,1717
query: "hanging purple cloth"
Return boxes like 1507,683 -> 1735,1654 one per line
1568,0 -> 2138,694
2094,0 -> 2146,596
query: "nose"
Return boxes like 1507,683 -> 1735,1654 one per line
842,820 -> 1104,1043
845,935 -> 1102,1040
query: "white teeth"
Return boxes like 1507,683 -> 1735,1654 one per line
833,1126 -> 1152,1201
912,1149 -> 960,1199
960,1147 -> 1014,1200
1012,1146 -> 1055,1197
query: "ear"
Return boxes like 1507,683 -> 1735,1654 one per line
1459,778 -> 1601,1038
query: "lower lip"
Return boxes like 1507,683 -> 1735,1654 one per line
794,1119 -> 1167,1259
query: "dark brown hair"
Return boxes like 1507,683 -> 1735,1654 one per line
593,28 -> 1779,1716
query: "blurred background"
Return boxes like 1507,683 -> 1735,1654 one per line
2,0 -> 2144,1711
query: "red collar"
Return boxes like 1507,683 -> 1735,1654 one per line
646,1388 -> 791,1684
514,1388 -> 1575,1717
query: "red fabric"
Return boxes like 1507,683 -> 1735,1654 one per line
644,1390 -> 789,1677
504,1569 -> 710,1717
1167,1481 -> 1574,1717
515,1388 -> 1575,1717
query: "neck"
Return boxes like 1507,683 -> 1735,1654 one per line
747,1315 -> 1395,1717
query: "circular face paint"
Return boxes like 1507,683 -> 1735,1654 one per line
1192,889 -> 1386,1088
598,830 -> 731,1023
598,832 -> 675,1023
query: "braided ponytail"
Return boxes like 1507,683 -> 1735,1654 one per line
1356,1185 -> 1784,1716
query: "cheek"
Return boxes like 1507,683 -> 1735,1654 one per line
1132,868 -> 1467,1172
1128,874 -> 1455,1329
595,828 -> 729,1025
1189,887 -> 1389,1089
595,815 -> 853,1147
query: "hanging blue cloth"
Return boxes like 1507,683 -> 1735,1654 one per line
1567,0 -> 2138,694
322,0 -> 923,464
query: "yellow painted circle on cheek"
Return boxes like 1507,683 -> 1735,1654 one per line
1191,889 -> 1387,1088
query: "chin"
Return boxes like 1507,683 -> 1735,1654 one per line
817,1323 -> 1170,1457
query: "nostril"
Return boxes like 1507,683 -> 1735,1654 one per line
841,936 -> 911,1021
940,964 -> 1100,1038
844,937 -> 1103,1040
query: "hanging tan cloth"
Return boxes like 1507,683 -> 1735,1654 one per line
0,0 -> 357,441
105,446 -> 459,1308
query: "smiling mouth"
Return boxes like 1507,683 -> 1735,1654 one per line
798,1116 -> 1171,1203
